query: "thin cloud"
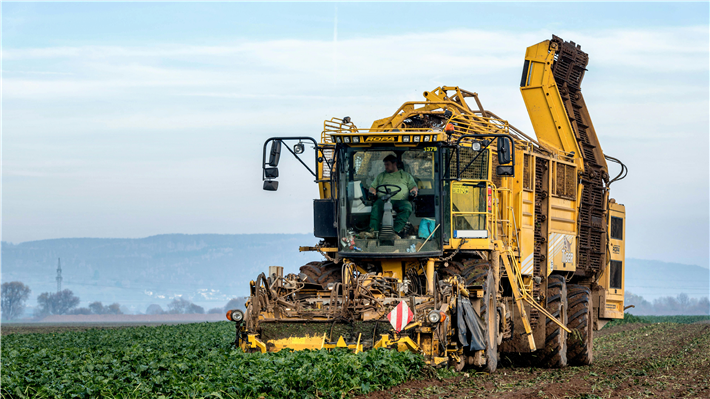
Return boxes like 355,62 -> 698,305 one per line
2,26 -> 708,267
2,28 -> 705,104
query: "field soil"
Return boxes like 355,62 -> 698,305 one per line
1,313 -> 224,335
357,322 -> 710,399
3,321 -> 708,398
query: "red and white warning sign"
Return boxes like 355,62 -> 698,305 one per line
387,301 -> 414,332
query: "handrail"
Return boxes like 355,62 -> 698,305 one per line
510,206 -> 521,257
502,247 -> 571,334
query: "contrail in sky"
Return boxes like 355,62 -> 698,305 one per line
333,6 -> 338,87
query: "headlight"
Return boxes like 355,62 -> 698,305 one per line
227,309 -> 244,322
402,136 -> 410,143
413,135 -> 420,142
427,310 -> 441,324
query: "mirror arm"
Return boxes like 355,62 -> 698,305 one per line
282,142 -> 316,177
262,137 -> 320,181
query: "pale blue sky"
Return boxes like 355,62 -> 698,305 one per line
2,2 -> 709,268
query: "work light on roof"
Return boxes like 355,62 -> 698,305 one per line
402,135 -> 410,143
413,136 -> 420,142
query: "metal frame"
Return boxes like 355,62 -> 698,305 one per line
454,134 -> 515,181
336,144 -> 444,258
261,136 -> 325,181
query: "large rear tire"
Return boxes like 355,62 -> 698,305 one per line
299,261 -> 341,287
567,284 -> 593,366
441,260 -> 491,287
540,274 -> 568,368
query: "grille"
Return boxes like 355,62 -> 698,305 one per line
531,157 -> 549,327
553,163 -> 576,199
610,217 -> 623,240
452,147 -> 488,180
523,154 -> 533,190
610,260 -> 623,289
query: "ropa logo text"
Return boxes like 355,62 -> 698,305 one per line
365,136 -> 396,142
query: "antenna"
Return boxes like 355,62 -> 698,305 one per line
56,258 -> 63,293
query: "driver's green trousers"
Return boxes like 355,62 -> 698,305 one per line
369,199 -> 413,234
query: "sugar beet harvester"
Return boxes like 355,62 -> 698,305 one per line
227,35 -> 628,371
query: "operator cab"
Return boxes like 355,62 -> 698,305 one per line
260,125 -> 509,257
338,145 -> 442,255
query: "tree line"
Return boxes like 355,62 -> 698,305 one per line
144,297 -> 246,315
1,281 -> 247,320
626,291 -> 709,316
0,281 -> 127,319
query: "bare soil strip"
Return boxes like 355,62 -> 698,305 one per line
1,315 -> 223,336
357,323 -> 710,399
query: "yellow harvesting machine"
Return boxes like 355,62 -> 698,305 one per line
227,35 -> 628,371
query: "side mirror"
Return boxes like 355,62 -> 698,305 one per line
496,165 -> 514,176
263,180 -> 279,191
497,137 -> 512,165
268,140 -> 282,166
264,167 -> 279,179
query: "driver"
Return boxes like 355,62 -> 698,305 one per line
366,154 -> 418,238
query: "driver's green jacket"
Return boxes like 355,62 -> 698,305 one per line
370,170 -> 417,201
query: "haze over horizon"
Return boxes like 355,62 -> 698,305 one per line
2,3 -> 709,269
2,234 -> 707,317
5,233 -> 710,270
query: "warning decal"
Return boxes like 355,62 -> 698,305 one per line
387,301 -> 414,332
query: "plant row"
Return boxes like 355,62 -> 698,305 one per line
1,322 -> 424,399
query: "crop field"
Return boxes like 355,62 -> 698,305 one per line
0,322 -> 423,399
2,318 -> 709,399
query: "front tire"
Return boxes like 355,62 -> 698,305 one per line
479,266 -> 499,373
540,274 -> 568,368
567,284 -> 593,366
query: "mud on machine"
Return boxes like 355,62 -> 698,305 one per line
227,35 -> 628,371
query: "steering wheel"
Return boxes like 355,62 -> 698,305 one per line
375,184 -> 402,200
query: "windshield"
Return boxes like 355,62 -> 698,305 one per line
338,146 -> 441,254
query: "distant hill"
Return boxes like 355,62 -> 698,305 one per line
625,258 -> 709,301
1,234 -> 322,314
2,235 -> 707,315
